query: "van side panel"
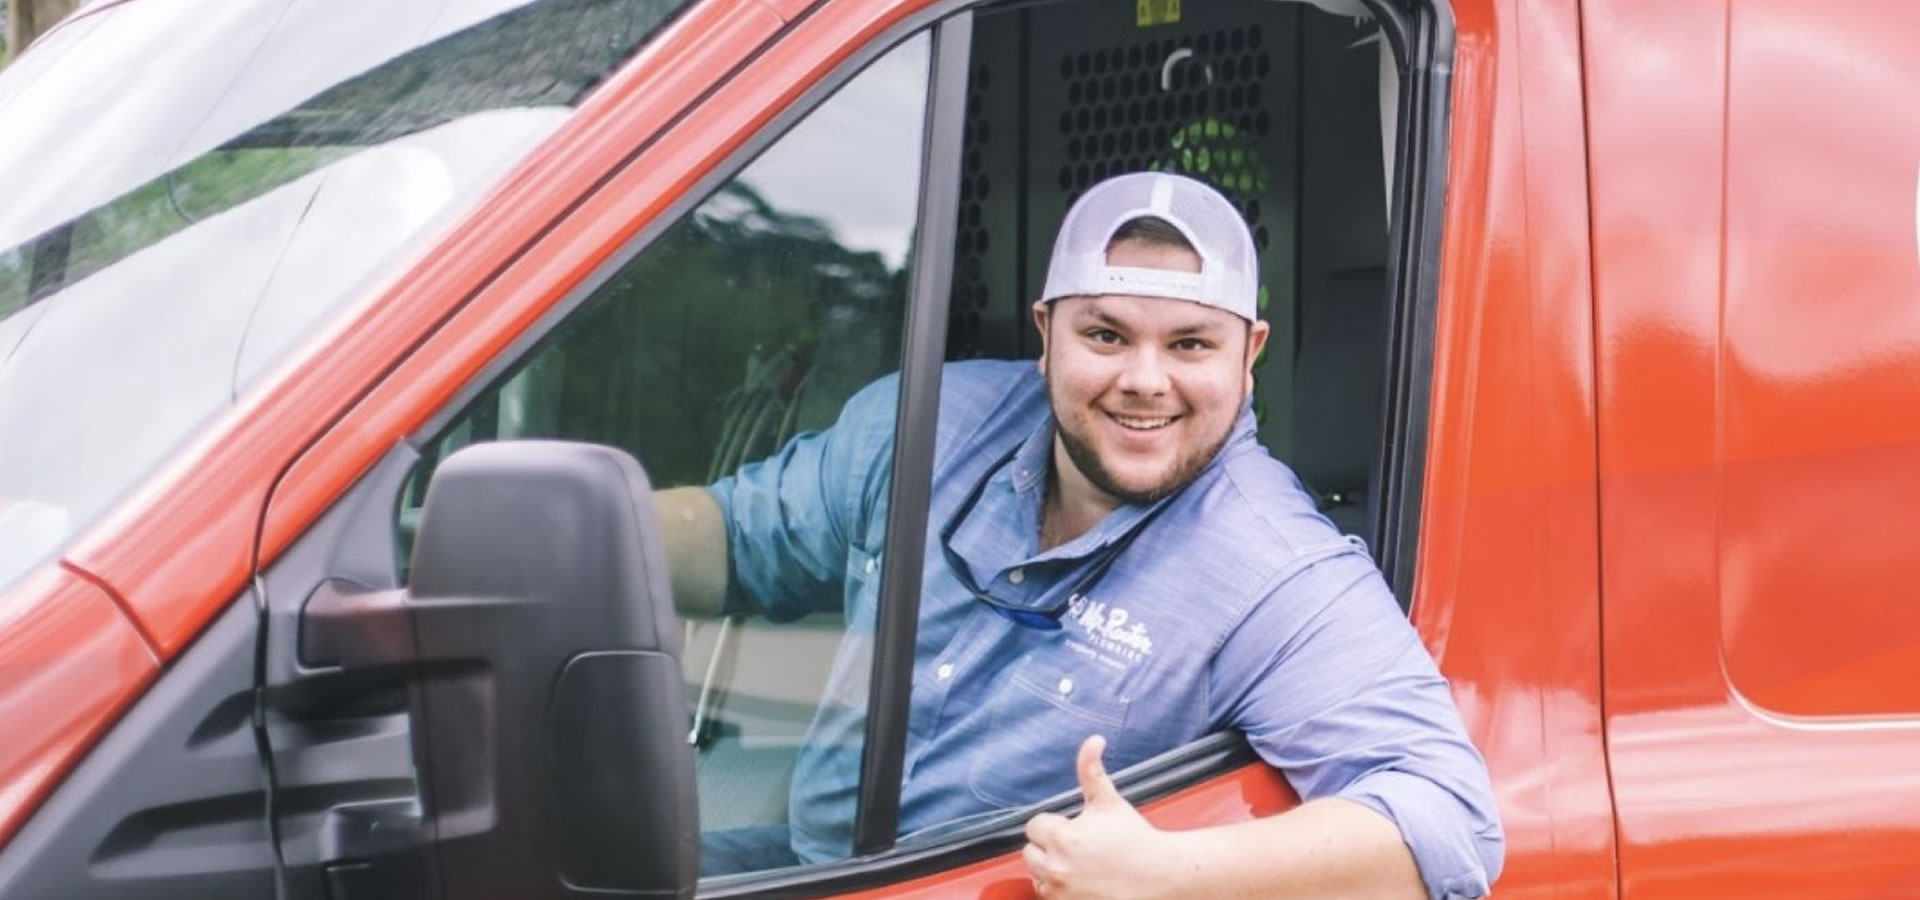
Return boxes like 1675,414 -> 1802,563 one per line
1414,0 -> 1614,896
1718,1 -> 1920,722
1590,0 -> 1920,895
0,567 -> 158,847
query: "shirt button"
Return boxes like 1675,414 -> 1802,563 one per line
1057,677 -> 1074,696
1008,568 -> 1026,584
865,558 -> 878,576
937,663 -> 955,681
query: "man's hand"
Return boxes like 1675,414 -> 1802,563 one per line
1021,736 -> 1187,899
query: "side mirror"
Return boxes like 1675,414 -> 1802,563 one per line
302,440 -> 698,898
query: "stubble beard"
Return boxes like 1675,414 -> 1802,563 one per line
1048,377 -> 1237,506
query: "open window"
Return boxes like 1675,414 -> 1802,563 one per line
946,0 -> 1405,546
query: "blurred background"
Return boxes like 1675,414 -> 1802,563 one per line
5,0 -> 81,68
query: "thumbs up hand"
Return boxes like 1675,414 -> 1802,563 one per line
1021,736 -> 1178,899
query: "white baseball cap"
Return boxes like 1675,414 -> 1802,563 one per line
1039,171 -> 1260,321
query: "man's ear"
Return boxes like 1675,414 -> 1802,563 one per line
1031,300 -> 1052,376
1243,319 -> 1272,395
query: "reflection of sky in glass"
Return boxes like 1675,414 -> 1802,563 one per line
0,0 -> 539,251
733,36 -> 930,271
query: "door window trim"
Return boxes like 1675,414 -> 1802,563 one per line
1372,0 -> 1454,605
852,9 -> 973,856
399,0 -> 970,873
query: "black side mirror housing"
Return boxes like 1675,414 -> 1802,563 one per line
304,440 -> 698,898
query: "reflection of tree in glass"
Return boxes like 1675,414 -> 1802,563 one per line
538,180 -> 910,488
0,147 -> 348,320
0,249 -> 25,318
0,0 -> 691,313
240,0 -> 685,150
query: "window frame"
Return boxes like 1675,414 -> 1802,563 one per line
399,0 -> 969,877
851,8 -> 971,857
392,0 -> 1455,891
1370,0 -> 1455,606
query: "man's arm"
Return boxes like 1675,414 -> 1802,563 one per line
653,486 -> 730,619
1024,737 -> 1424,900
662,371 -> 905,623
1028,549 -> 1502,899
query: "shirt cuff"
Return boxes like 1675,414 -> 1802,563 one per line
704,480 -> 759,619
1337,769 -> 1504,900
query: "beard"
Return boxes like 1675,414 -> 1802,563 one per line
1048,378 -> 1237,506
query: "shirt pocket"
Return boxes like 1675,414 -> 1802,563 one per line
966,653 -> 1134,809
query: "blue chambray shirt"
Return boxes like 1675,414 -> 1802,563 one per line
709,360 -> 1504,899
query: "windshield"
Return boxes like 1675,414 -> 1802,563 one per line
0,0 -> 695,592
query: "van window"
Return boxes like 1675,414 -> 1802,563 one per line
890,0 -> 1405,848
0,0 -> 695,594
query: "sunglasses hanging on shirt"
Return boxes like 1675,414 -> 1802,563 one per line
937,443 -> 1169,630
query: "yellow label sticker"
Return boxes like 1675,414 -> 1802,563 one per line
1137,0 -> 1181,27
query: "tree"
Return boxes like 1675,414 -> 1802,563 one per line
6,0 -> 80,64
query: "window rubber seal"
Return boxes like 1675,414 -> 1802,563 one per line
850,8 -> 974,857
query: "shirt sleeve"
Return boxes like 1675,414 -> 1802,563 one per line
706,374 -> 899,622
1211,546 -> 1505,900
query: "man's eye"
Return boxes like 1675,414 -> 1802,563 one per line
1172,338 -> 1211,352
1087,329 -> 1122,344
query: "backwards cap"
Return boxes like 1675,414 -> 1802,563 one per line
1040,171 -> 1260,321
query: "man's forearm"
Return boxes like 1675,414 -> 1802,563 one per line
653,486 -> 731,618
1158,797 -> 1425,900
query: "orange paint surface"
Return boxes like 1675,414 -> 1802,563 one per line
0,565 -> 157,847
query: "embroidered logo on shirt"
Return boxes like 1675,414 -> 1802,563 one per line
1065,596 -> 1154,666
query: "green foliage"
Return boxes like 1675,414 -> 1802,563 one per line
1,0 -> 695,318
493,180 -> 909,489
0,142 -> 348,319
84,148 -> 344,275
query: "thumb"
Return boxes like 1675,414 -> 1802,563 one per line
1076,735 -> 1122,807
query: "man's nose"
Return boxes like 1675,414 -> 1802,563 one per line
1115,347 -> 1171,396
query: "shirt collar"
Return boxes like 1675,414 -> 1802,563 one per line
953,401 -> 1261,574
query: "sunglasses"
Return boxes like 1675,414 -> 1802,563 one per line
937,444 -> 1167,629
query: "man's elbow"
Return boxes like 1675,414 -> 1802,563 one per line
1339,768 -> 1504,900
655,485 -> 732,618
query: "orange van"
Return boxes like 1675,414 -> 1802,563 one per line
0,0 -> 1915,897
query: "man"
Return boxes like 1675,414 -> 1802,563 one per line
658,172 -> 1503,898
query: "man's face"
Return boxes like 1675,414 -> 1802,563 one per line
1033,239 -> 1271,506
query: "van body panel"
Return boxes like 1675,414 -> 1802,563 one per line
0,566 -> 157,845
1414,0 -> 1614,896
1590,0 -> 1920,896
1718,0 -> 1920,721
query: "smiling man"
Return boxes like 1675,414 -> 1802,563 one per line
662,172 -> 1503,898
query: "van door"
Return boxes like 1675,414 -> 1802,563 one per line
1589,2 -> 1920,896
